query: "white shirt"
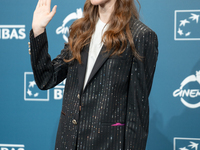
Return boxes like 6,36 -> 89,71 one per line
83,19 -> 108,89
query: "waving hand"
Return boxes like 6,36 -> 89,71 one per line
32,0 -> 57,37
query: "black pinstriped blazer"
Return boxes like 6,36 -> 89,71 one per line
29,16 -> 158,150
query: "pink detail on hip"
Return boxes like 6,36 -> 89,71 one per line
111,123 -> 125,126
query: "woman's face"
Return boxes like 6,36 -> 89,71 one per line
90,0 -> 112,6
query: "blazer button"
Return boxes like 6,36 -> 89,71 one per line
72,119 -> 77,125
77,94 -> 80,99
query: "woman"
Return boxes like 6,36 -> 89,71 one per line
29,0 -> 158,149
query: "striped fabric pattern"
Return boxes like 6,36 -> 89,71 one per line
29,16 -> 158,150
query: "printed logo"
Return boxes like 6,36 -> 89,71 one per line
174,137 -> 200,150
0,144 -> 25,150
0,25 -> 26,40
24,72 -> 49,101
56,8 -> 83,42
173,71 -> 200,109
174,10 -> 200,40
54,79 -> 65,100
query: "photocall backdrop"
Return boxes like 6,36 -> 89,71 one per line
0,0 -> 200,150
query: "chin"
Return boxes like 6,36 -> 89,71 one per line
90,0 -> 107,5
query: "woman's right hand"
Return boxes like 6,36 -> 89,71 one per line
32,0 -> 57,37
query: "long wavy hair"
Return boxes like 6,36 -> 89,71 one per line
66,0 -> 140,64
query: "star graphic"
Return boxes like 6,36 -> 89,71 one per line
185,32 -> 191,37
179,147 -> 189,150
34,93 -> 39,97
188,141 -> 199,150
189,13 -> 199,23
29,81 -> 36,88
27,89 -> 32,96
179,19 -> 190,27
177,28 -> 184,36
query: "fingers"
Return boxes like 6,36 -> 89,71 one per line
43,0 -> 47,6
48,5 -> 57,19
38,0 -> 46,7
46,0 -> 51,7
38,0 -> 42,7
35,0 -> 40,9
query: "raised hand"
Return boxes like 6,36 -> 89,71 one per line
32,0 -> 57,37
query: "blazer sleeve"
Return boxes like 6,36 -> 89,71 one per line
124,30 -> 158,149
29,30 -> 69,90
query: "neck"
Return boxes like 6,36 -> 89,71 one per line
98,0 -> 116,23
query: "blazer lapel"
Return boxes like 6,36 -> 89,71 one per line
77,45 -> 89,92
83,45 -> 112,90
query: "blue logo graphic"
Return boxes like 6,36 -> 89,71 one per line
174,10 -> 200,40
174,137 -> 200,150
24,72 -> 49,101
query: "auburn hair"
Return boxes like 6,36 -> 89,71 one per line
66,0 -> 140,64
